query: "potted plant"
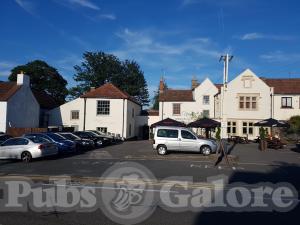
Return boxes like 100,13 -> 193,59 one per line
259,127 -> 267,151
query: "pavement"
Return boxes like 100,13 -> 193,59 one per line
0,140 -> 300,225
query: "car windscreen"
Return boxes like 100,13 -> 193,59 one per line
85,132 -> 98,137
27,136 -> 51,143
61,133 -> 79,140
47,133 -> 66,141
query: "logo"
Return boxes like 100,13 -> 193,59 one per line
99,162 -> 156,225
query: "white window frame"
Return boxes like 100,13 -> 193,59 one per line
172,103 -> 181,116
203,95 -> 210,105
97,100 -> 110,115
70,110 -> 79,120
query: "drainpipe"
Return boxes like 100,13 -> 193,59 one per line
83,98 -> 87,131
161,101 -> 164,120
122,99 -> 125,138
270,93 -> 273,118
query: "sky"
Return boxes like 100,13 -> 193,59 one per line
1,0 -> 300,100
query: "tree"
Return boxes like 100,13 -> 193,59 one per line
152,83 -> 167,110
9,60 -> 68,105
69,52 -> 150,106
287,115 -> 300,134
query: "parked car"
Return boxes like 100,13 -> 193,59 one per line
24,133 -> 76,154
59,132 -> 94,150
296,141 -> 300,150
153,126 -> 217,155
73,131 -> 103,147
0,134 -> 13,145
86,130 -> 115,144
0,137 -> 58,162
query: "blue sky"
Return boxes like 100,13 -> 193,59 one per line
1,0 -> 300,99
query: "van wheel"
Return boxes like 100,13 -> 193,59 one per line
201,146 -> 211,156
21,151 -> 32,163
157,145 -> 167,155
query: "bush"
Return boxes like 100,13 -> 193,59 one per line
287,115 -> 300,134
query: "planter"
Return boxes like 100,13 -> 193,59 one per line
259,139 -> 267,151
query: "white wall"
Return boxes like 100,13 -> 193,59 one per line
273,95 -> 300,120
49,97 -> 141,139
6,85 -> 40,129
159,78 -> 218,123
0,102 -> 7,132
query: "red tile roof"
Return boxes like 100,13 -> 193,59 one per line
80,83 -> 141,105
141,109 -> 159,116
159,89 -> 194,102
262,78 -> 300,94
0,82 -> 21,101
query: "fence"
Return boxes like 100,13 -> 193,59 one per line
7,128 -> 48,137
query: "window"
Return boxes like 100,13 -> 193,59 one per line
203,95 -> 210,105
157,129 -> 178,138
97,127 -> 107,133
173,103 -> 181,115
97,100 -> 110,115
202,110 -> 210,118
242,122 -> 254,135
239,95 -> 258,110
281,97 -> 292,108
181,130 -> 196,140
71,110 -> 79,120
227,121 -> 237,135
2,138 -> 29,146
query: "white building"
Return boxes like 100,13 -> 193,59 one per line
0,73 -> 40,132
49,83 -> 142,139
158,69 -> 300,139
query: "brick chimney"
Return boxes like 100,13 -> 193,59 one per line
191,76 -> 198,89
159,77 -> 165,93
17,71 -> 30,87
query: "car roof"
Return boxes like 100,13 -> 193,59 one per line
155,126 -> 188,130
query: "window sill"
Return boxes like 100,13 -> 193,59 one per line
281,107 -> 293,109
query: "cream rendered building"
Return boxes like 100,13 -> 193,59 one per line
158,69 -> 300,140
49,83 -> 142,139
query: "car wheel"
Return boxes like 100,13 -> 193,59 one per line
21,151 -> 32,163
157,145 -> 167,155
201,146 -> 211,156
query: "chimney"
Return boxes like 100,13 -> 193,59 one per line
17,71 -> 30,87
159,77 -> 165,93
191,76 -> 198,89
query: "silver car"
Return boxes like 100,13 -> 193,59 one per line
153,126 -> 217,155
0,137 -> 58,162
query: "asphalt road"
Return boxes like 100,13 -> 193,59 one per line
0,140 -> 300,225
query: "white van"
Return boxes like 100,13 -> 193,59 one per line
153,126 -> 217,155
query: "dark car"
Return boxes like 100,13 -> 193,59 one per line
24,133 -> 76,154
59,132 -> 94,150
0,134 -> 13,145
86,130 -> 115,144
73,131 -> 103,147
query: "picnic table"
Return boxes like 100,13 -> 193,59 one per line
228,135 -> 249,144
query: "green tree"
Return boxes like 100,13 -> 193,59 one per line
9,60 -> 68,105
152,83 -> 167,110
69,52 -> 149,106
287,115 -> 300,134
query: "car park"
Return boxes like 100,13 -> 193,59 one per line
59,132 -> 95,150
24,133 -> 76,154
73,131 -> 103,147
153,126 -> 217,155
0,136 -> 58,162
0,134 -> 13,145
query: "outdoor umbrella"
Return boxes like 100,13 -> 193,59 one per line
254,118 -> 289,137
150,118 -> 186,128
254,118 -> 289,128
187,118 -> 221,138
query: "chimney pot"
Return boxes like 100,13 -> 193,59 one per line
17,72 -> 30,87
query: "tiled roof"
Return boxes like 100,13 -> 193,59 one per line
0,82 -> 21,101
159,89 -> 194,102
32,90 -> 58,109
141,109 -> 159,116
262,78 -> 300,94
80,83 -> 141,105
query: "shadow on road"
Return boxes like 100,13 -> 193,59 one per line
193,162 -> 300,225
